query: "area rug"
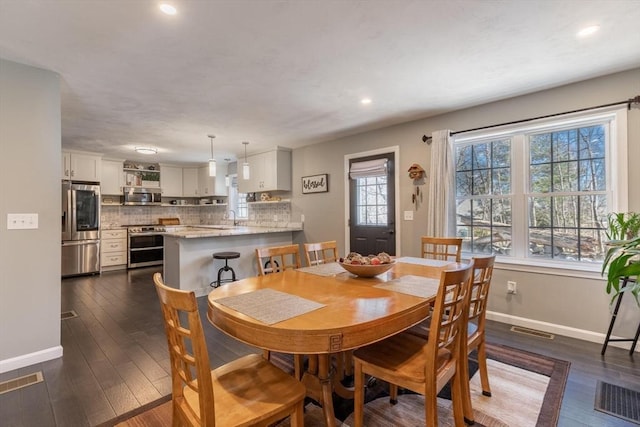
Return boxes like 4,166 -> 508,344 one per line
101,343 -> 569,427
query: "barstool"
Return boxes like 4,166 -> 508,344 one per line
210,251 -> 240,288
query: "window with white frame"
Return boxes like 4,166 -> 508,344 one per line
453,108 -> 627,268
228,175 -> 248,219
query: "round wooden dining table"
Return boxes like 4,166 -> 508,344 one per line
207,259 -> 457,426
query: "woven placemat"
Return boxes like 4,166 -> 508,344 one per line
296,262 -> 347,276
374,275 -> 440,298
214,288 -> 325,325
395,257 -> 453,267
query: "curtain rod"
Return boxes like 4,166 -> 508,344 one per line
421,95 -> 640,144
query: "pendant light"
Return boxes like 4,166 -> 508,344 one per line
242,141 -> 250,180
224,158 -> 231,187
208,134 -> 216,177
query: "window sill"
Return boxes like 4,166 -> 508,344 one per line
463,254 -> 606,280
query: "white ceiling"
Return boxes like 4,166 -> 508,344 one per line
1,1 -> 639,165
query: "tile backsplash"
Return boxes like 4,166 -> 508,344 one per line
101,202 -> 295,228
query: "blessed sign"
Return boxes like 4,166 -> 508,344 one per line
302,174 -> 328,194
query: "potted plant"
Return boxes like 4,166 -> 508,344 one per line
140,171 -> 160,187
601,212 -> 640,306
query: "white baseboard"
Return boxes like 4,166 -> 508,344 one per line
486,311 -> 639,353
0,346 -> 63,374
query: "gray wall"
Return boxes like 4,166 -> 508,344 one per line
293,68 -> 640,344
0,59 -> 62,370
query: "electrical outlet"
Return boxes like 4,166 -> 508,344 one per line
507,281 -> 517,294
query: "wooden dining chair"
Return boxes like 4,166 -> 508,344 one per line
256,244 -> 302,275
405,255 -> 496,424
254,244 -> 304,377
303,240 -> 353,381
459,254 -> 496,422
303,240 -> 338,266
421,236 -> 463,262
153,273 -> 306,427
352,263 -> 474,427
408,237 -> 464,338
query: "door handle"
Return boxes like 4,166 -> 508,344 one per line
388,230 -> 395,235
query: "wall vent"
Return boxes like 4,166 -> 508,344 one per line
61,310 -> 78,320
510,325 -> 555,340
0,372 -> 44,395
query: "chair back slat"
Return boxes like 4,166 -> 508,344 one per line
304,240 -> 338,266
425,262 -> 474,373
421,236 -> 463,262
153,273 -> 215,425
256,244 -> 302,275
468,255 -> 495,323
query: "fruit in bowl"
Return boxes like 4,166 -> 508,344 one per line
339,252 -> 394,277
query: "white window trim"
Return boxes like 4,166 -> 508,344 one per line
453,107 -> 628,272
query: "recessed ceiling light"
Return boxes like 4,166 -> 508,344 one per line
159,3 -> 177,15
361,98 -> 372,105
577,25 -> 600,38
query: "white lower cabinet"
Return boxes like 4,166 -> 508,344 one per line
101,229 -> 127,270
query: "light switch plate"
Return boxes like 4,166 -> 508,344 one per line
7,213 -> 39,229
403,210 -> 413,221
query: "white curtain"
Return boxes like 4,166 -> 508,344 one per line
426,130 -> 456,237
349,158 -> 388,179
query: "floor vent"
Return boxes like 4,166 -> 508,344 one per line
0,372 -> 44,395
595,381 -> 640,424
510,326 -> 555,340
61,310 -> 78,320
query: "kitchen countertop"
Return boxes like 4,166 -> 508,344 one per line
163,224 -> 302,238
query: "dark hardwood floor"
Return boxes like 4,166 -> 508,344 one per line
0,267 -> 637,426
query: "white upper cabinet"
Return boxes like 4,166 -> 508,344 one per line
238,147 -> 291,194
62,151 -> 102,181
198,162 -> 228,196
182,167 -> 199,197
160,164 -> 183,197
101,159 -> 124,195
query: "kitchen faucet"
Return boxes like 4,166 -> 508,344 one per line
228,210 -> 238,226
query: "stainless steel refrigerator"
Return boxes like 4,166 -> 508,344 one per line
62,181 -> 101,277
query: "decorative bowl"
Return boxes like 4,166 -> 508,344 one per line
339,260 -> 395,278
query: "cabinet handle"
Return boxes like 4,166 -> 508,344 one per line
71,170 -> 75,177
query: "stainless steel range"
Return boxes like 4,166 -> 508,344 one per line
127,225 -> 166,268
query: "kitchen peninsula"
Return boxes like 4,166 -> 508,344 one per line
163,224 -> 302,296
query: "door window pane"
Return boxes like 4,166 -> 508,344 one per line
355,176 -> 388,225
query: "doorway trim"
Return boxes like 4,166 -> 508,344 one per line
344,145 -> 401,255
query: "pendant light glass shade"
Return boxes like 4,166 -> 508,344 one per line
208,159 -> 216,177
208,135 -> 216,177
223,158 -> 230,186
242,141 -> 250,180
